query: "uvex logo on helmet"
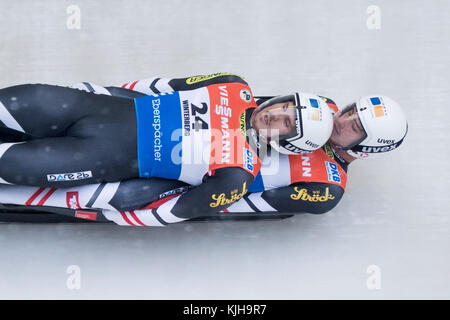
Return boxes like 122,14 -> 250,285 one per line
377,138 -> 395,144
360,144 -> 399,153
282,142 -> 311,154
305,140 -> 319,149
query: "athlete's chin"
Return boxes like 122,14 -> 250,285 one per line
257,128 -> 269,138
329,136 -> 342,147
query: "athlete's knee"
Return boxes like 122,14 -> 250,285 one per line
18,83 -> 59,96
0,83 -> 43,102
24,83 -> 56,100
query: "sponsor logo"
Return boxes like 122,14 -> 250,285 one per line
361,144 -> 398,153
191,102 -> 210,131
158,186 -> 190,199
182,100 -> 191,136
324,143 -> 334,159
325,161 -> 341,183
47,171 -> 92,182
290,187 -> 335,202
210,182 -> 248,208
283,142 -> 309,154
370,97 -> 387,118
216,85 -> 232,163
186,73 -> 241,85
75,210 -> 98,221
240,89 -> 252,103
152,98 -> 163,161
359,152 -> 369,158
305,140 -> 319,149
239,111 -> 247,136
243,147 -> 254,172
301,156 -> 311,177
215,103 -> 232,117
66,192 -> 81,209
377,138 -> 395,144
333,149 -> 346,163
309,98 -> 322,121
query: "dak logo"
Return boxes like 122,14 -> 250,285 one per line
240,89 -> 252,103
243,147 -> 254,172
325,161 -> 341,183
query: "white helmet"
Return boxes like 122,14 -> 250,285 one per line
252,92 -> 333,154
339,95 -> 408,159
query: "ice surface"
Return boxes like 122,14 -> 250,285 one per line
0,0 -> 449,299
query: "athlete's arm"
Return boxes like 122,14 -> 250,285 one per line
71,74 -> 248,99
104,179 -> 343,226
102,167 -> 255,226
118,73 -> 248,95
153,167 -> 254,220
262,182 -> 344,214
226,182 -> 345,215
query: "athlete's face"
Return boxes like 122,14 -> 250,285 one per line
252,101 -> 297,140
330,105 -> 366,148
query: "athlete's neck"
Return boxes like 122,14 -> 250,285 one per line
330,142 -> 357,163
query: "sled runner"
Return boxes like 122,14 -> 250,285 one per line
0,203 -> 294,224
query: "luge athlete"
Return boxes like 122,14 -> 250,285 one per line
0,81 -> 407,226
0,73 -> 333,222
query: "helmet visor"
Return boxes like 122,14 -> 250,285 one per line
330,103 -> 367,149
252,95 -> 301,142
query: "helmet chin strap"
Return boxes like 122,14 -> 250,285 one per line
333,144 -> 349,151
248,108 -> 269,153
329,139 -> 349,151
329,142 -> 359,163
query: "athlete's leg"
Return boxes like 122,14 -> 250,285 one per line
109,178 -> 189,211
105,86 -> 146,99
0,83 -> 112,138
0,83 -> 140,187
0,136 -> 138,188
0,127 -> 31,143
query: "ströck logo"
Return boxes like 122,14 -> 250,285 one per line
290,187 -> 335,202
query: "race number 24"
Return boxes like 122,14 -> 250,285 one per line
191,102 -> 209,131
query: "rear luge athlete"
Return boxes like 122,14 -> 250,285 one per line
0,73 -> 333,222
0,80 -> 407,226
0,141 -> 348,226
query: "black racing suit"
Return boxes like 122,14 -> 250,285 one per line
0,74 -> 258,220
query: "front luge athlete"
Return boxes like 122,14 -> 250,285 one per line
0,73 -> 333,222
